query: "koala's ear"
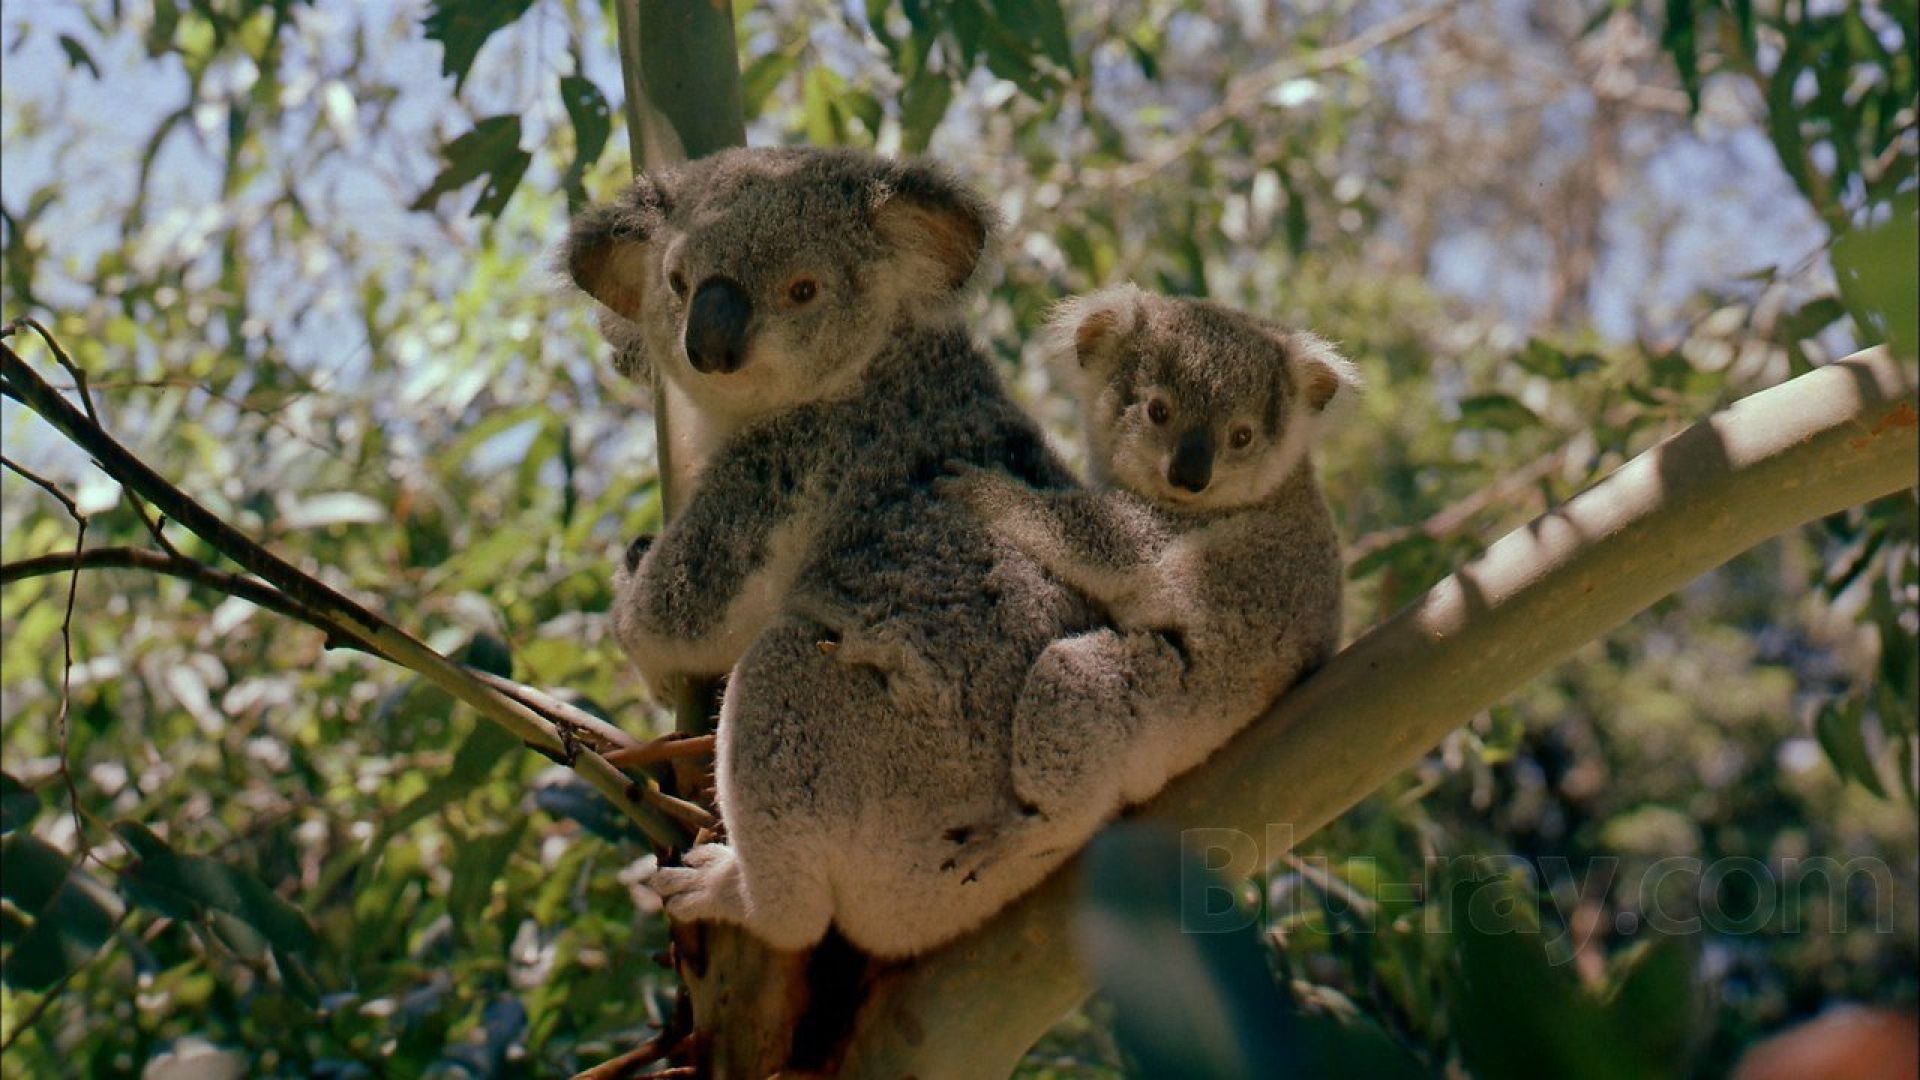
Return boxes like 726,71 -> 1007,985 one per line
1044,284 -> 1144,371
562,174 -> 670,320
1287,332 -> 1361,413
873,161 -> 995,294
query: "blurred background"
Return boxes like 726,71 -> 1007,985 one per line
1,0 -> 1914,1075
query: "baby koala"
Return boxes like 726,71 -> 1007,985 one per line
943,284 -> 1356,845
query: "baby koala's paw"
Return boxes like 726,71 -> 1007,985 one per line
649,843 -> 748,928
935,463 -> 1028,522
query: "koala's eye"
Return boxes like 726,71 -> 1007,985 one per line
668,270 -> 688,298
1147,399 -> 1170,425
786,277 -> 819,305
1229,425 -> 1253,449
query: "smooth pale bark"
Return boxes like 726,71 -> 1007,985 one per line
838,346 -> 1919,1077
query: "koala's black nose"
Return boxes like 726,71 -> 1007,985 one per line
685,276 -> 753,374
1167,428 -> 1215,493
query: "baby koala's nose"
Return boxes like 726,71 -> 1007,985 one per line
1167,428 -> 1214,493
685,276 -> 753,374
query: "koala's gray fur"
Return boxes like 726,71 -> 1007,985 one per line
939,284 -> 1357,865
564,147 -> 1101,957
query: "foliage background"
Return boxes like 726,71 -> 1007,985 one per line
1,0 -> 1914,1075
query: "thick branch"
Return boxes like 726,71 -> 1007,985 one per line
841,347 -> 1919,1076
1,342 -> 692,851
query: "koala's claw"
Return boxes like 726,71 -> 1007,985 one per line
651,842 -> 749,927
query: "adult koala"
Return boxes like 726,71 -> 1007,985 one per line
564,147 -> 1095,957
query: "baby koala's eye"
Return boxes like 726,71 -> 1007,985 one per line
667,270 -> 688,298
1147,399 -> 1170,425
786,277 -> 819,305
1228,425 -> 1253,449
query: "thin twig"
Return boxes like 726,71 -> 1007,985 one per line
5,319 -> 183,554
643,787 -> 718,833
571,1032 -> 672,1080
2,545 -> 357,645
1,455 -> 83,519
6,316 -> 97,421
0,453 -> 92,856
603,733 -> 715,770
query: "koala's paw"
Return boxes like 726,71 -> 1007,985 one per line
650,843 -> 749,928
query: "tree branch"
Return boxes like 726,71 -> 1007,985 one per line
1,340 -> 693,852
840,346 -> 1919,1076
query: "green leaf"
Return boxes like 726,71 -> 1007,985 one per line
1601,937 -> 1699,1066
1514,339 -> 1602,379
1661,0 -> 1700,113
447,818 -> 529,933
1458,393 -> 1541,433
0,772 -> 39,834
422,0 -> 534,91
899,66 -> 954,154
841,89 -> 885,140
1077,824 -> 1296,1077
559,74 -> 611,212
1832,191 -> 1919,364
381,719 -> 519,847
1,833 -> 122,991
470,147 -> 532,218
1445,874 -> 1609,1080
1814,698 -> 1889,798
57,34 -> 101,79
462,631 -> 514,680
112,822 -> 318,957
740,50 -> 797,120
410,116 -> 530,219
990,0 -> 1075,72
1775,296 -> 1846,346
802,67 -> 847,146
535,780 -> 649,845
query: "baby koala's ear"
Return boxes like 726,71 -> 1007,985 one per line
873,159 -> 996,295
561,172 -> 671,321
1286,331 -> 1361,414
1044,283 -> 1145,372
